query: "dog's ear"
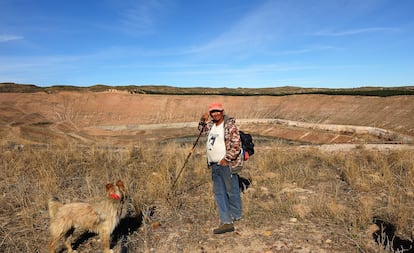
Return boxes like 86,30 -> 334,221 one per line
106,183 -> 114,192
116,180 -> 125,192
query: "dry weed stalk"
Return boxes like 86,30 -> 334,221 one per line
1,141 -> 413,252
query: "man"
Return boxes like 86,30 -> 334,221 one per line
198,102 -> 243,234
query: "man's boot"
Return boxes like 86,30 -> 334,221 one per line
213,223 -> 234,234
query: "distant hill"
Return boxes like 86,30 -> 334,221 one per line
1,82 -> 414,96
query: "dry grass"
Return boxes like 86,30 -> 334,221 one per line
1,140 -> 413,252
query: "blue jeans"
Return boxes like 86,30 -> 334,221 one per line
211,163 -> 242,224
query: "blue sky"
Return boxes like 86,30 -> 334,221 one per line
1,0 -> 413,88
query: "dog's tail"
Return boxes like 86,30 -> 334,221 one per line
48,196 -> 62,220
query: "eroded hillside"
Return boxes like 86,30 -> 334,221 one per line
1,91 -> 413,146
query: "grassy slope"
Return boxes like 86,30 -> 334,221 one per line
1,142 -> 413,252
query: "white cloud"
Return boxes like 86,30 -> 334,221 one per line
186,1 -> 285,56
271,46 -> 338,56
116,0 -> 169,35
312,27 -> 399,37
0,34 -> 23,42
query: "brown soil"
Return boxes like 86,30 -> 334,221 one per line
1,91 -> 413,146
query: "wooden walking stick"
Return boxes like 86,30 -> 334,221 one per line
170,129 -> 203,191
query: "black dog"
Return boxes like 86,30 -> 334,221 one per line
237,175 -> 252,193
372,217 -> 414,253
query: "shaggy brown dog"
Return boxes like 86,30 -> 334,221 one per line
48,180 -> 126,253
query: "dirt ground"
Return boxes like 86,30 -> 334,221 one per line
1,90 -> 414,253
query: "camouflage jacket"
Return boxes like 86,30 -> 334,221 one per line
198,115 -> 243,173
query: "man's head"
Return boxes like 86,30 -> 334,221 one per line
208,102 -> 224,123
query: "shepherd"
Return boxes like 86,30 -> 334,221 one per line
198,102 -> 243,234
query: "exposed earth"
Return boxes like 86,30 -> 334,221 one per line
1,90 -> 414,147
1,89 -> 414,252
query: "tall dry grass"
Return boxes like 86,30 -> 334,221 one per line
1,141 -> 413,252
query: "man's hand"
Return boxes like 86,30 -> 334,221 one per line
201,112 -> 210,122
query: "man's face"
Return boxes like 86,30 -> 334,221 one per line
210,110 -> 224,123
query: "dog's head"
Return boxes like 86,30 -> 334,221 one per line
238,175 -> 251,193
106,180 -> 126,201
